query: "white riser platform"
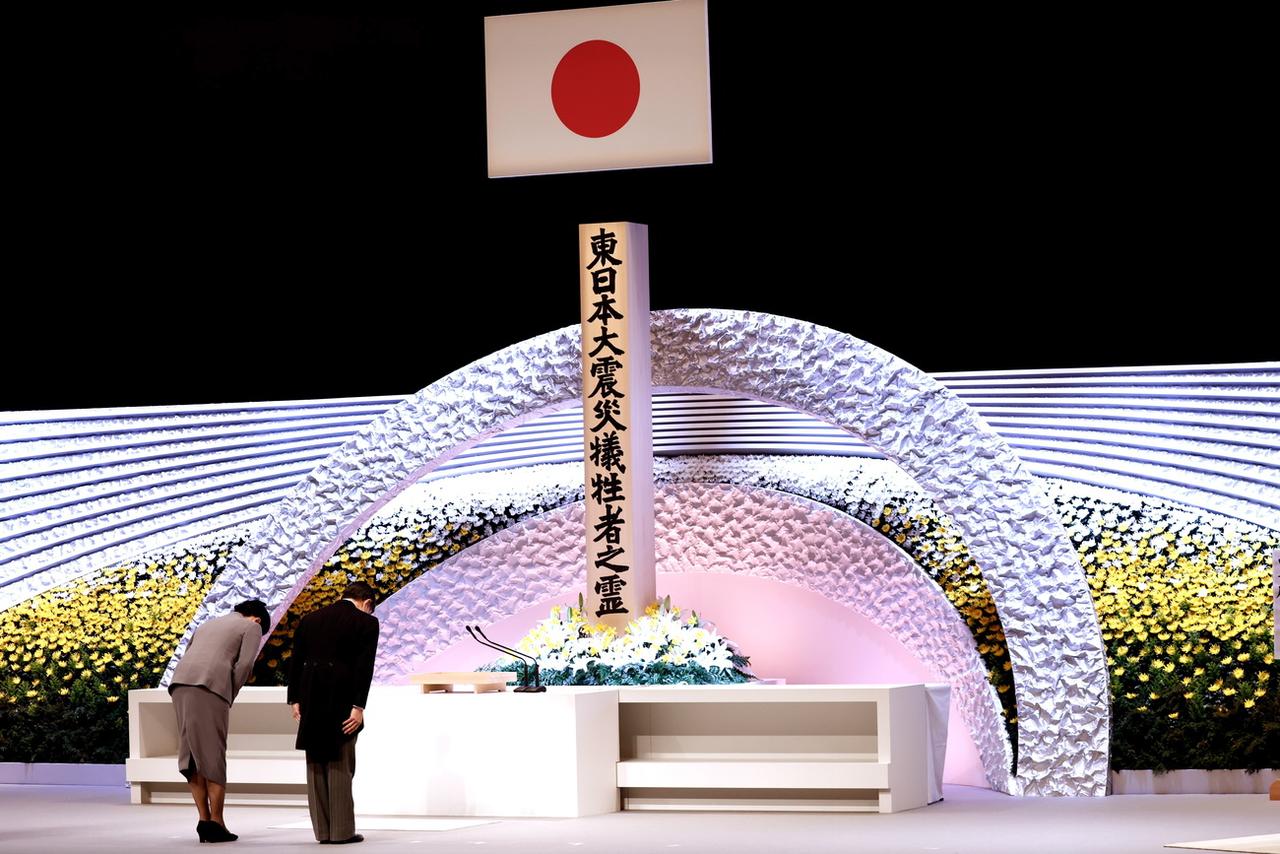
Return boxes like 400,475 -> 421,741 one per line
129,683 -> 946,814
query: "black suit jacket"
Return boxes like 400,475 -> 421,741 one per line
287,599 -> 380,762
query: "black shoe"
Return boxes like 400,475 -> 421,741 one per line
329,835 -> 364,845
200,821 -> 239,843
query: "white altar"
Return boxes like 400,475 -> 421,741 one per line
353,685 -> 619,817
127,682 -> 948,815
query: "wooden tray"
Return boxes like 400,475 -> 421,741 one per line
407,672 -> 518,694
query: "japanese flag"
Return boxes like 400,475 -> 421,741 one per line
484,0 -> 712,178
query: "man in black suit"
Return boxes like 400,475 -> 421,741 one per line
288,581 -> 380,845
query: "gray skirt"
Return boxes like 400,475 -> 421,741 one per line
170,684 -> 231,785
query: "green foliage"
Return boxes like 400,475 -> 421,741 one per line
480,659 -> 753,686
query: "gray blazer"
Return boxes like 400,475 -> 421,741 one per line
170,613 -> 261,704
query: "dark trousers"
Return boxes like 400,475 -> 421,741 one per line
305,735 -> 357,842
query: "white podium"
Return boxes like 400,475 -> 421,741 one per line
126,683 -> 945,815
616,684 -> 941,813
126,687 -> 305,805
352,685 -> 620,818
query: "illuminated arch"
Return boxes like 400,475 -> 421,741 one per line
167,309 -> 1107,796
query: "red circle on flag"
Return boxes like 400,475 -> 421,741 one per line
551,40 -> 640,139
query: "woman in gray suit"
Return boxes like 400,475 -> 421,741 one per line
169,599 -> 272,843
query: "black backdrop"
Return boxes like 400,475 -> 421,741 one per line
9,3 -> 1270,409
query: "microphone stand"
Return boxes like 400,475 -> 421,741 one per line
465,626 -> 523,684
475,626 -> 546,693
465,626 -> 546,693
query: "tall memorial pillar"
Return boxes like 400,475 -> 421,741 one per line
579,222 -> 656,628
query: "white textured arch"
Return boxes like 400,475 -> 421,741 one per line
166,308 -> 1106,795
372,484 -> 1016,793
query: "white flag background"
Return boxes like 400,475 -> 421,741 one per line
484,0 -> 712,178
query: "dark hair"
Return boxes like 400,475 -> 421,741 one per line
342,581 -> 377,605
233,599 -> 272,636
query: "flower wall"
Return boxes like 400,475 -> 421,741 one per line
0,535 -> 234,763
1,456 -> 1274,771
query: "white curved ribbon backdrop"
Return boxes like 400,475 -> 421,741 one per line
165,309 -> 1107,796
371,483 -> 1016,793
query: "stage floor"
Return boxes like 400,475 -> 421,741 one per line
0,783 -> 1275,854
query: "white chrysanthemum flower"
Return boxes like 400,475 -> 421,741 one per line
631,643 -> 660,664
694,649 -> 731,670
540,652 -> 568,670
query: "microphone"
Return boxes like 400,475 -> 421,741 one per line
473,626 -> 546,693
465,626 -> 546,693
473,626 -> 544,690
465,625 -> 519,679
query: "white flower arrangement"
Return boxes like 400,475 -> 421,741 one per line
496,595 -> 748,681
